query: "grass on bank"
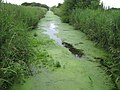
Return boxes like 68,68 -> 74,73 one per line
0,2 -> 47,90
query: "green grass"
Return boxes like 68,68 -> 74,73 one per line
0,2 -> 47,90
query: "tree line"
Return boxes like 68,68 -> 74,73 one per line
21,2 -> 49,10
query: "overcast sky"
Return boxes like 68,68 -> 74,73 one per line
101,0 -> 120,8
5,0 -> 120,8
5,0 -> 64,7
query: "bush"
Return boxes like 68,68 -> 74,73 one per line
59,0 -> 101,23
21,2 -> 49,10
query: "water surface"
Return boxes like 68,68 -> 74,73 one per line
43,23 -> 63,46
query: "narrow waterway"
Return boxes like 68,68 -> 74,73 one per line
43,23 -> 63,46
42,22 -> 84,58
12,11 -> 114,90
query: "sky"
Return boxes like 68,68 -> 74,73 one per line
5,0 -> 120,8
5,0 -> 64,7
101,0 -> 120,8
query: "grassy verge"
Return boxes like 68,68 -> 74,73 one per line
0,2 -> 47,90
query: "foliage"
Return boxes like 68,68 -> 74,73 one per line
51,6 -> 61,16
21,2 -> 49,10
59,0 -> 101,22
0,3 -> 47,90
57,3 -> 62,8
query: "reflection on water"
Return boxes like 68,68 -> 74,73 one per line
43,23 -> 63,46
43,23 -> 84,58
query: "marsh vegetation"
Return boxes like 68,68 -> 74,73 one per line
0,1 -> 47,89
51,0 -> 120,89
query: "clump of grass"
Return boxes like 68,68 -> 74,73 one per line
0,2 -> 47,90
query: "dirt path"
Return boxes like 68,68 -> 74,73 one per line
12,11 -> 114,90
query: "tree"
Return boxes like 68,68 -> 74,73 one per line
21,2 -> 49,10
60,0 -> 101,23
57,3 -> 62,8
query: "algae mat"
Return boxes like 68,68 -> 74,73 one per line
12,11 -> 114,90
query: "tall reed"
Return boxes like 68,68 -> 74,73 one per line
0,3 -> 47,90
